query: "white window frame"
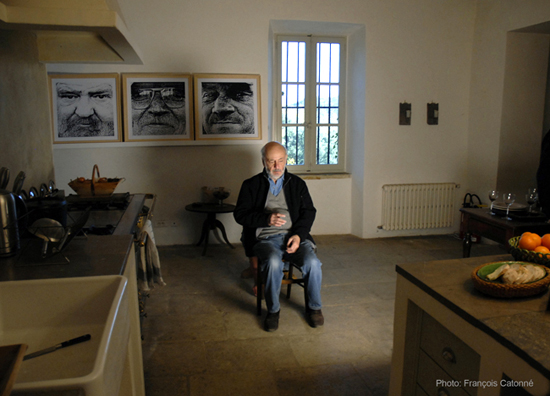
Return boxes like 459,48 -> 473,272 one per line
273,34 -> 347,173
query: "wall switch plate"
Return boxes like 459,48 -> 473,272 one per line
427,102 -> 439,125
399,102 -> 411,125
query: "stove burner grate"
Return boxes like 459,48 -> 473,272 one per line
66,192 -> 130,211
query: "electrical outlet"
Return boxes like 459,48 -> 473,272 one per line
156,220 -> 168,228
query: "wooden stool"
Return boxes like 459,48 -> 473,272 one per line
256,259 -> 308,316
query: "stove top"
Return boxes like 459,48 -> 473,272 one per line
66,193 -> 131,211
66,193 -> 131,235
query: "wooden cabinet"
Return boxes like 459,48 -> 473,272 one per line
390,258 -> 550,396
417,311 -> 480,396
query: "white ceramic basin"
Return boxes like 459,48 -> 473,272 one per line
0,275 -> 129,396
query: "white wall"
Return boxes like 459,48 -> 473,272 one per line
497,32 -> 549,195
0,30 -> 54,189
467,0 -> 550,201
48,0 -> 550,245
50,0 -> 480,245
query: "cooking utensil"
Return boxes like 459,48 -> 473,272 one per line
48,180 -> 56,195
39,183 -> 49,198
28,218 -> 66,257
11,171 -> 25,195
23,334 -> 91,361
28,186 -> 38,199
0,168 -> 9,190
18,190 -> 27,201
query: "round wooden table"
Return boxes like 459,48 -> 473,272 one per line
185,202 -> 235,255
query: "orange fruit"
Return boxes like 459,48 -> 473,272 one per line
530,233 -> 542,246
535,246 -> 550,254
519,234 -> 541,251
541,234 -> 550,249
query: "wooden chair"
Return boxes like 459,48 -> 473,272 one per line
256,259 -> 308,316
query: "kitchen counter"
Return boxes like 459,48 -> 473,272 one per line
390,254 -> 550,396
0,234 -> 134,281
0,193 -> 147,396
0,193 -> 147,281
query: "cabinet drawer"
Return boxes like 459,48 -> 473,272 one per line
420,311 -> 480,394
416,384 -> 429,396
417,350 -> 470,396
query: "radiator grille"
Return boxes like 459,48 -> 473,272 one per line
381,183 -> 457,231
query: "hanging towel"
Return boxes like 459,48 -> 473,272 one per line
137,219 -> 166,291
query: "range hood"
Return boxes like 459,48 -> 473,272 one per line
0,0 -> 142,64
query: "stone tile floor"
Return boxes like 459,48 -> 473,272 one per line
141,234 -> 505,396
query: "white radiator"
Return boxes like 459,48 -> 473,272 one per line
381,183 -> 457,231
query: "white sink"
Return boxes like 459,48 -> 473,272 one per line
0,275 -> 129,396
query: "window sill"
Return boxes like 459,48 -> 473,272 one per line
296,173 -> 350,180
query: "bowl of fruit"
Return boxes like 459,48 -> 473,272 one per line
68,164 -> 124,197
508,232 -> 550,266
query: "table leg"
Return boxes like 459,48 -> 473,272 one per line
196,212 -> 234,256
463,232 -> 472,258
196,218 -> 209,247
214,219 -> 234,249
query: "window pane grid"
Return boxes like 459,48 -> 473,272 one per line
283,126 -> 305,165
278,36 -> 344,171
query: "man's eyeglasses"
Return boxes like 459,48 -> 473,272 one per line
131,88 -> 185,109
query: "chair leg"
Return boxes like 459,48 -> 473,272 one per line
256,271 -> 262,316
304,278 -> 309,309
286,263 -> 293,299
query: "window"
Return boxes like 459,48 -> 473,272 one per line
274,35 -> 346,173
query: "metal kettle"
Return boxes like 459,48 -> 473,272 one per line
0,189 -> 26,257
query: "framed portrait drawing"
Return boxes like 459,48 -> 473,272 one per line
49,73 -> 122,143
122,73 -> 193,142
194,74 -> 261,140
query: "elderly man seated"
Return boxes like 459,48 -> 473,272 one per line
233,141 -> 324,332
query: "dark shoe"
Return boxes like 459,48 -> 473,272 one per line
264,310 -> 280,332
306,308 -> 324,328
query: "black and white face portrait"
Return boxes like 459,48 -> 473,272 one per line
55,80 -> 115,138
131,81 -> 187,136
200,82 -> 255,135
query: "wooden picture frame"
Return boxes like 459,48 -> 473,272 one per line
122,73 -> 193,142
194,74 -> 261,140
49,73 -> 121,143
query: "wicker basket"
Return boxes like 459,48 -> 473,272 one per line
508,236 -> 550,266
471,261 -> 550,298
68,164 -> 124,197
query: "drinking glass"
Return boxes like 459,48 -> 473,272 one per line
526,191 -> 538,213
488,190 -> 499,214
503,193 -> 516,221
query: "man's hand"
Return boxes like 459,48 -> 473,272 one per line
286,235 -> 300,254
269,213 -> 287,227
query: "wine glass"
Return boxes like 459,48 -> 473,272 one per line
488,190 -> 499,215
526,191 -> 539,213
503,193 -> 516,221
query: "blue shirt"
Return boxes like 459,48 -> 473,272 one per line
268,173 -> 285,196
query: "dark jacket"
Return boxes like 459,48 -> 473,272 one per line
233,169 -> 316,256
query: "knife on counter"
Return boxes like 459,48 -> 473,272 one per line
23,334 -> 91,361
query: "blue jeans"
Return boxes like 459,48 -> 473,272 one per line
253,234 -> 322,313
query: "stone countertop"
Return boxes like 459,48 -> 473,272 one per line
0,194 -> 148,282
0,234 -> 134,281
396,254 -> 550,380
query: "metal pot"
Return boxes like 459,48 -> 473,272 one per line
0,188 -> 27,257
